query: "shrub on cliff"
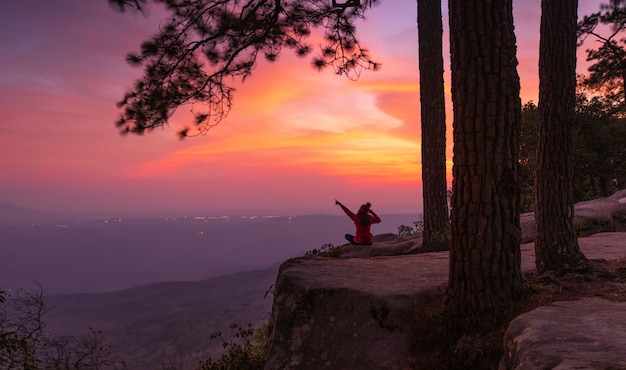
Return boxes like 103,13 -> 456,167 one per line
198,324 -> 267,370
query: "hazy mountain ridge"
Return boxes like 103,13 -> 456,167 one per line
0,203 -> 58,225
44,265 -> 280,369
2,211 -> 420,367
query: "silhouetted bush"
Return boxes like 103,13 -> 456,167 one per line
0,287 -> 122,369
305,243 -> 343,258
197,324 -> 266,370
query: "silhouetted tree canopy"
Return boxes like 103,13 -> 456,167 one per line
577,0 -> 626,111
109,0 -> 381,138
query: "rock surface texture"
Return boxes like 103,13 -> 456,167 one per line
500,298 -> 626,370
264,191 -> 626,370
520,189 -> 626,243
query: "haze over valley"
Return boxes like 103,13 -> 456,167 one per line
1,203 -> 419,294
0,203 -> 420,367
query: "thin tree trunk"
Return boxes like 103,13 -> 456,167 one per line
418,0 -> 449,252
622,68 -> 626,104
445,0 -> 522,333
535,0 -> 587,274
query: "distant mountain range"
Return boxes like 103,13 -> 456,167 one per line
2,208 -> 420,368
44,264 -> 279,369
0,203 -> 176,225
0,203 -> 57,225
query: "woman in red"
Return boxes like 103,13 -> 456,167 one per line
335,200 -> 381,245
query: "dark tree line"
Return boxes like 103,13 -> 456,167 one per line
520,96 -> 626,212
575,0 -> 626,199
573,93 -> 626,198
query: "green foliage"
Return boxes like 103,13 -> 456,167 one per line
519,101 -> 538,212
305,243 -> 343,258
413,220 -> 425,234
576,221 -> 586,237
398,217 -> 426,237
573,93 -> 626,199
198,324 -> 266,370
519,94 -> 626,205
397,225 -> 413,236
519,276 -> 542,294
576,2 -> 625,194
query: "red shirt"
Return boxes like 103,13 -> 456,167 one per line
339,204 -> 381,244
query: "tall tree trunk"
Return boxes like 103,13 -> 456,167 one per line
445,0 -> 522,332
535,0 -> 587,274
418,0 -> 449,252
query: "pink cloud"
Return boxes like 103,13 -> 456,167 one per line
0,0 -> 604,215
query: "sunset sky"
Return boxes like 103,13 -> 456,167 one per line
0,0 -> 603,216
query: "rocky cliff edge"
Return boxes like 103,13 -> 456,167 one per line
264,190 -> 626,370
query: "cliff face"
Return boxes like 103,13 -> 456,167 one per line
264,252 -> 448,370
264,190 -> 626,369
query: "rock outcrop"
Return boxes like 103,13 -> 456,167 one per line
500,298 -> 626,370
575,190 -> 626,235
520,189 -> 626,243
264,191 -> 626,369
264,251 -> 448,370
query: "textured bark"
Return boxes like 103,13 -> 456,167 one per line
535,0 -> 587,274
418,0 -> 449,252
445,0 -> 522,332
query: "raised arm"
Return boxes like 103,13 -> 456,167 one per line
335,200 -> 356,220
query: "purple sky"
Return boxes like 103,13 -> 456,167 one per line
0,0 -> 603,215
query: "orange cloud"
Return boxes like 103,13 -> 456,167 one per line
128,54 -> 429,187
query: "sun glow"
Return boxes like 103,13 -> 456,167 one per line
129,124 -> 421,184
3,0 -> 581,213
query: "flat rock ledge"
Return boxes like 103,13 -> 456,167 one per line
265,191 -> 626,370
264,232 -> 626,370
499,298 -> 626,370
264,192 -> 626,369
